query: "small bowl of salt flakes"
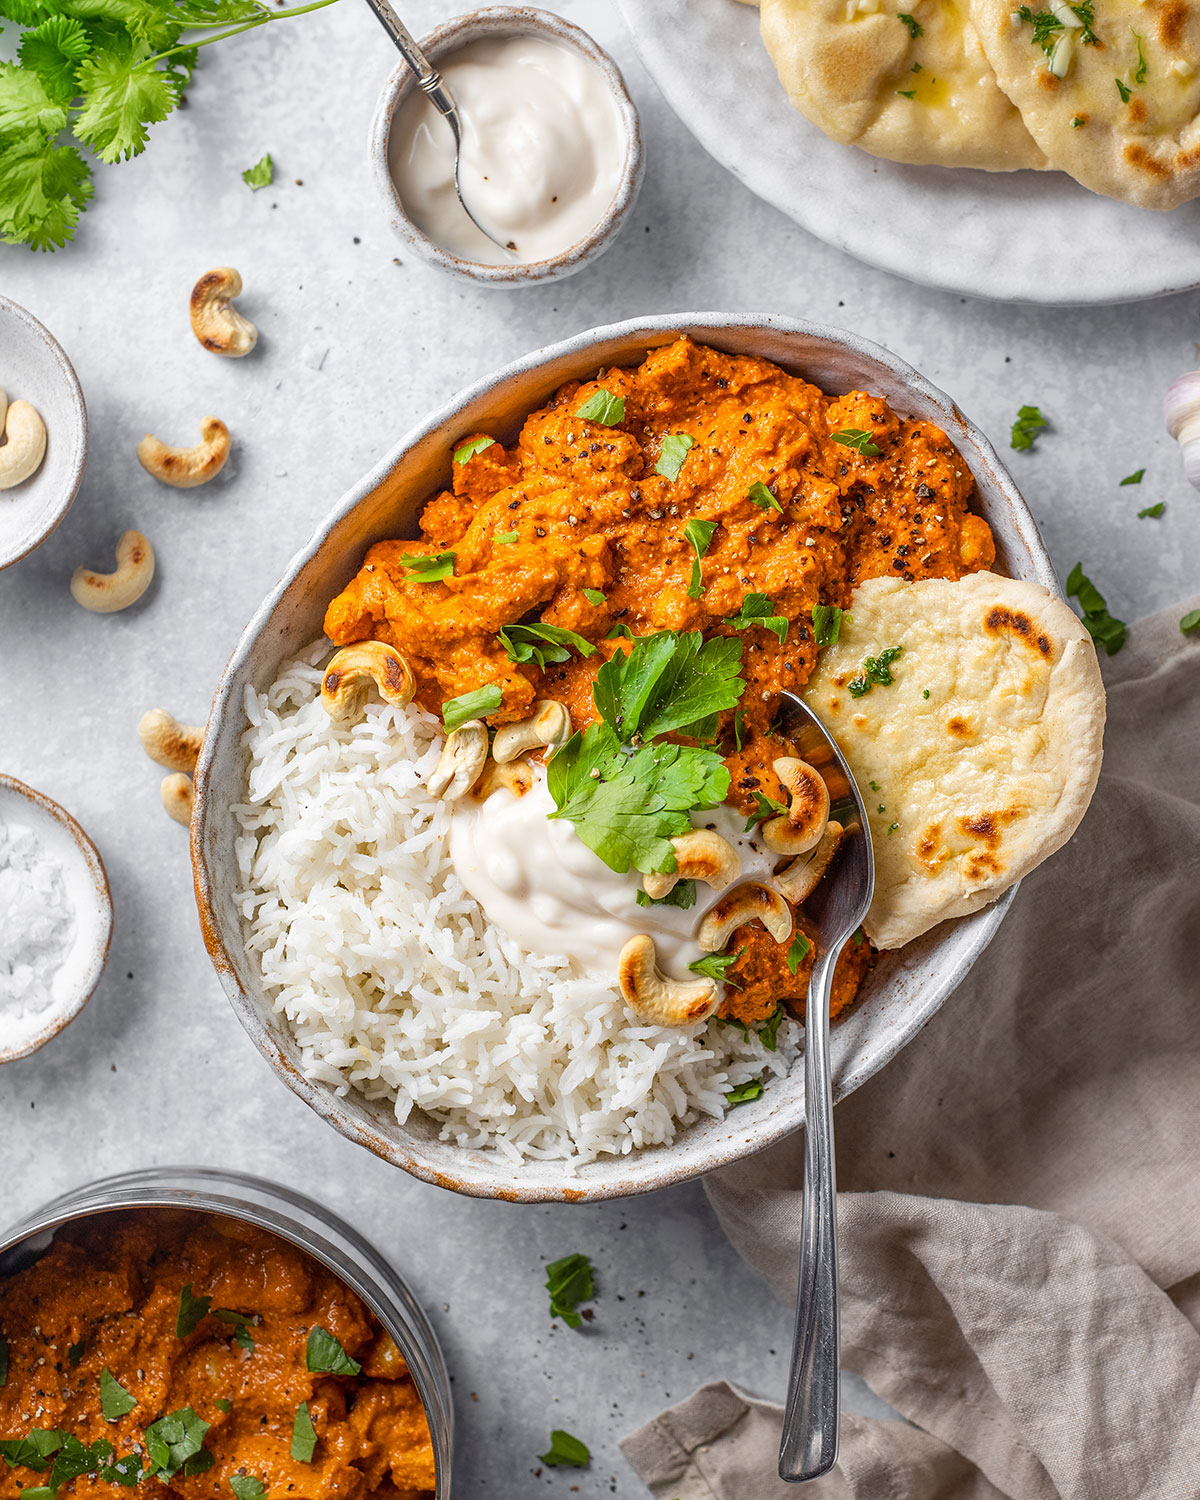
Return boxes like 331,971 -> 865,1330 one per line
0,777 -> 112,1064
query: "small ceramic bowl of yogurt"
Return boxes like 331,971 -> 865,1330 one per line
0,777 -> 113,1064
370,7 -> 644,285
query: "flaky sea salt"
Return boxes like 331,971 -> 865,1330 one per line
0,820 -> 76,1021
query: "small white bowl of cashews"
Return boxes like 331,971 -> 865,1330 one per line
0,295 -> 88,572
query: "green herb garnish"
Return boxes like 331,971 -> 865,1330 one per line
101,1454 -> 143,1487
1120,469 -> 1145,485
1010,404 -> 1048,451
898,11 -> 923,36
1180,609 -> 1200,634
1116,77 -> 1132,102
100,1369 -> 137,1422
851,926 -> 865,947
241,153 -> 272,190
811,603 -> 847,648
847,645 -> 903,697
213,1310 -> 255,1352
896,88 -> 917,98
583,588 -> 607,605
399,550 -> 455,583
498,622 -> 596,670
214,1400 -> 232,1415
759,1005 -> 785,1051
689,949 -> 745,987
1073,0 -> 1099,42
726,1078 -> 764,1107
725,592 -> 788,646
305,1326 -> 361,1377
744,790 -> 788,832
454,436 -> 495,465
66,1343 -> 83,1369
922,687 -> 931,698
683,518 -> 716,600
229,1476 -> 267,1500
495,530 -> 519,544
442,685 -> 502,732
175,1284 -> 211,1338
636,880 -> 698,909
545,1253 -> 595,1329
785,931 -> 813,975
1072,115 -> 1085,126
1132,28 -> 1148,83
1137,503 -> 1164,518
539,1430 -> 590,1468
0,1431 -> 66,1473
290,1404 -> 317,1463
747,481 -> 782,513
576,389 -> 625,425
656,432 -> 695,481
1066,563 -> 1126,655
144,1407 -> 211,1481
831,428 -> 881,457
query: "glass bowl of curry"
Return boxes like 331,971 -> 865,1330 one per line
192,313 -> 1057,1203
0,1169 -> 450,1500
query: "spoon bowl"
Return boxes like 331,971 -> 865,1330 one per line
775,691 -> 874,1482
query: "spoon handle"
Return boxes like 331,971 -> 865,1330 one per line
779,944 -> 840,1482
360,0 -> 456,117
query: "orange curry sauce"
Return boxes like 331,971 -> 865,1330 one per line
325,337 -> 995,1023
0,1211 -> 435,1500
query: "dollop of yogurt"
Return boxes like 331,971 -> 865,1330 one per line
388,35 -> 627,265
448,776 -> 776,982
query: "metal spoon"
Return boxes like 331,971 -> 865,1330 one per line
775,691 -> 874,1483
361,0 -> 515,255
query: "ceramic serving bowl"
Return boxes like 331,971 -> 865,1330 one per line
0,1167 -> 453,1497
0,776 -> 113,1064
369,7 -> 644,286
0,296 -> 87,571
193,313 -> 1056,1203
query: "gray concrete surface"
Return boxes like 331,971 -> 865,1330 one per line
1,0 -> 1198,1493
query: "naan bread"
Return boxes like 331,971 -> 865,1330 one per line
760,0 -> 1047,169
803,573 -> 1105,950
970,0 -> 1200,208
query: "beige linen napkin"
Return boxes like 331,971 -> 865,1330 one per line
623,598 -> 1200,1499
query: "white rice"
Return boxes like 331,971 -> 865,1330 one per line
233,641 -> 799,1166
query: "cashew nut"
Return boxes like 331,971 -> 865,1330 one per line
492,699 -> 571,764
0,397 -> 47,489
775,822 -> 844,904
428,720 -> 488,800
137,417 -> 230,488
473,756 -> 534,800
138,709 -> 204,773
760,756 -> 831,856
321,641 -> 416,722
697,881 -> 793,953
642,828 -> 742,901
189,267 -> 258,357
70,531 -> 155,613
617,934 -> 720,1027
161,773 -> 193,827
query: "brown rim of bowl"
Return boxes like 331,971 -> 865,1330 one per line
0,296 -> 88,572
368,6 -> 645,284
0,775 -> 113,1064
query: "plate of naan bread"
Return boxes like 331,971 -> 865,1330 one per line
616,0 -> 1200,303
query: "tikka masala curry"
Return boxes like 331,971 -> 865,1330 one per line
325,337 -> 996,1024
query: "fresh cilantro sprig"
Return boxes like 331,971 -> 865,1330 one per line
1066,563 -> 1126,655
0,0 -> 338,251
545,1253 -> 595,1329
498,622 -> 595,671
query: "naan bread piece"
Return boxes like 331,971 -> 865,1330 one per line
971,0 -> 1200,207
803,573 -> 1105,950
760,0 -> 1047,168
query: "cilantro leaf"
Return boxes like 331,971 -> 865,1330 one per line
811,603 -> 847,648
1066,563 -> 1126,655
847,645 -> 903,697
176,1283 -> 211,1337
399,549 -> 454,582
442,685 -> 502,731
241,151 -> 272,189
656,432 -> 694,480
454,435 -> 495,464
539,1430 -> 590,1468
689,949 -> 744,986
0,132 -> 92,250
229,1476 -> 267,1499
744,790 -> 787,831
1137,503 -> 1164,518
0,61 -> 69,136
726,1077 -> 763,1106
726,592 -> 788,646
498,622 -> 595,670
831,428 -> 881,457
1120,468 -> 1145,485
1010,404 -> 1048,451
582,588 -> 606,605
290,1404 -> 317,1464
747,480 -> 782,514
576,388 -> 624,425
636,878 -> 697,909
593,630 -> 743,742
305,1325 -> 361,1376
16,17 -> 91,103
1181,609 -> 1200,634
683,517 -> 716,600
100,1368 -> 137,1421
545,1253 -> 595,1329
143,1408 -> 210,1482
73,43 -> 181,164
897,10 -> 923,35
785,931 -> 812,974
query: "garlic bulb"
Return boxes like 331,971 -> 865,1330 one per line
1164,371 -> 1200,490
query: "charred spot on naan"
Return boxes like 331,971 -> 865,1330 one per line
983,604 -> 1052,657
958,808 -> 1022,850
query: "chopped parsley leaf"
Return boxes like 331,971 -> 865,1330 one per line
212,1310 -> 255,1352
726,1078 -> 764,1107
582,588 -> 607,605
454,435 -> 495,465
759,1005 -> 785,1051
922,687 -> 931,698
636,879 -> 697,909
748,480 -> 783,513
66,1344 -> 84,1369
575,389 -> 625,425
99,1369 -> 137,1421
1073,0 -> 1099,43
1010,404 -> 1048,451
495,530 -> 519,544
399,550 -> 455,583
305,1327 -> 361,1377
896,88 -> 917,97
607,623 -> 635,639
1116,77 -> 1132,102
744,790 -> 788,832
214,1400 -> 232,1415
539,1430 -> 590,1468
175,1284 -> 211,1338
897,11 -> 923,36
831,428 -> 881,456
1072,115 -> 1085,126
683,518 -> 716,600
1132,28 -> 1148,83
291,1404 -> 317,1463
1137,503 -> 1164,518
811,603 -> 847,648
785,931 -> 812,975
545,1253 -> 595,1329
850,926 -> 866,948
0,1431 -> 67,1473
442,685 -> 502,732
1181,608 -> 1200,634
498,622 -> 595,671
241,153 -> 273,191
229,1476 -> 267,1500
144,1407 -> 210,1481
847,645 -> 903,697
1120,468 -> 1145,486
656,432 -> 695,480
689,949 -> 745,987
725,592 -> 788,645
1066,563 -> 1126,655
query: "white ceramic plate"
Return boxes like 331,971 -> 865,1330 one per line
616,0 -> 1200,305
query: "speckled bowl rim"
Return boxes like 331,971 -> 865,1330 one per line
192,311 -> 1054,1203
0,296 -> 88,572
0,776 -> 113,1064
368,6 -> 645,286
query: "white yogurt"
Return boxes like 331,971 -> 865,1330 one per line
0,820 -> 76,1021
448,775 -> 776,982
388,35 -> 627,265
